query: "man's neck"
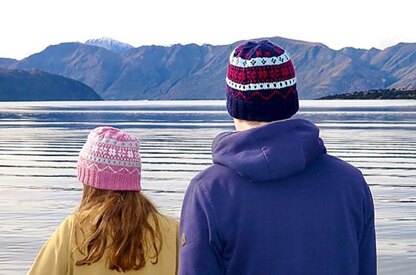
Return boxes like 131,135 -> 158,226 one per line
233,119 -> 268,131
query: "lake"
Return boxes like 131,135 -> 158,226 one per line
0,100 -> 415,274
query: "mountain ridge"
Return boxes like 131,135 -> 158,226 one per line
5,36 -> 416,99
0,58 -> 17,68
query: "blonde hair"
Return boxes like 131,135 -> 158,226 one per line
73,185 -> 162,272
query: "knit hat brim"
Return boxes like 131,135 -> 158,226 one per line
77,158 -> 141,191
226,88 -> 299,122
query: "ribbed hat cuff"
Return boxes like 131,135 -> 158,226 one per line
226,92 -> 299,122
77,165 -> 141,191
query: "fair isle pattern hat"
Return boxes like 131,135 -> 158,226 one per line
77,127 -> 141,191
226,40 -> 299,122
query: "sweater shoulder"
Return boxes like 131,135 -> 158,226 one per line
55,214 -> 76,239
193,163 -> 243,183
316,154 -> 369,195
156,214 -> 179,235
320,154 -> 365,180
190,163 -> 245,191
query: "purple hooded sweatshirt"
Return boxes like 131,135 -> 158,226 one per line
179,118 -> 376,275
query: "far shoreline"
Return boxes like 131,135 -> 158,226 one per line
318,88 -> 416,100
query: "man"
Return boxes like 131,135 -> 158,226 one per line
179,40 -> 376,275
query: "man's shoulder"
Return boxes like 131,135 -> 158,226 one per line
188,163 -> 244,194
316,153 -> 368,192
192,163 -> 242,183
320,153 -> 364,178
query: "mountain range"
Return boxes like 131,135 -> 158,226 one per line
1,37 -> 415,100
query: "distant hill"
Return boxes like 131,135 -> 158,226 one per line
85,37 -> 134,54
0,58 -> 17,68
319,89 -> 416,99
0,69 -> 101,101
5,36 -> 416,99
12,42 -> 123,93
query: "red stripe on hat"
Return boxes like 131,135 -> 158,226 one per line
227,61 -> 296,85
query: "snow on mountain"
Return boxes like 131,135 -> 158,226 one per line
85,37 -> 134,54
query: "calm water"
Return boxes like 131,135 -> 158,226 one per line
0,100 -> 415,274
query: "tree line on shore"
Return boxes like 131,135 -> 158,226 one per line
319,88 -> 416,100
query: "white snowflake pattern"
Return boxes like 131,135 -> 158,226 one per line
99,146 -> 107,154
118,149 -> 127,158
109,148 -> 117,156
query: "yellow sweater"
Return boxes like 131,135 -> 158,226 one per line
28,214 -> 178,275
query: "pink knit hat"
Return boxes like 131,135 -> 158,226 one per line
77,127 -> 141,191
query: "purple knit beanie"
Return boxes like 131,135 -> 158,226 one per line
226,40 -> 299,122
77,127 -> 141,191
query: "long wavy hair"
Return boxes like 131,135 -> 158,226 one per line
73,185 -> 163,272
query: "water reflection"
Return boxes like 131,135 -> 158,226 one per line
0,100 -> 415,274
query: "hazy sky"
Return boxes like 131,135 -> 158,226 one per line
1,0 -> 415,59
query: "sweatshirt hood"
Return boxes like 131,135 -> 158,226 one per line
212,119 -> 326,182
